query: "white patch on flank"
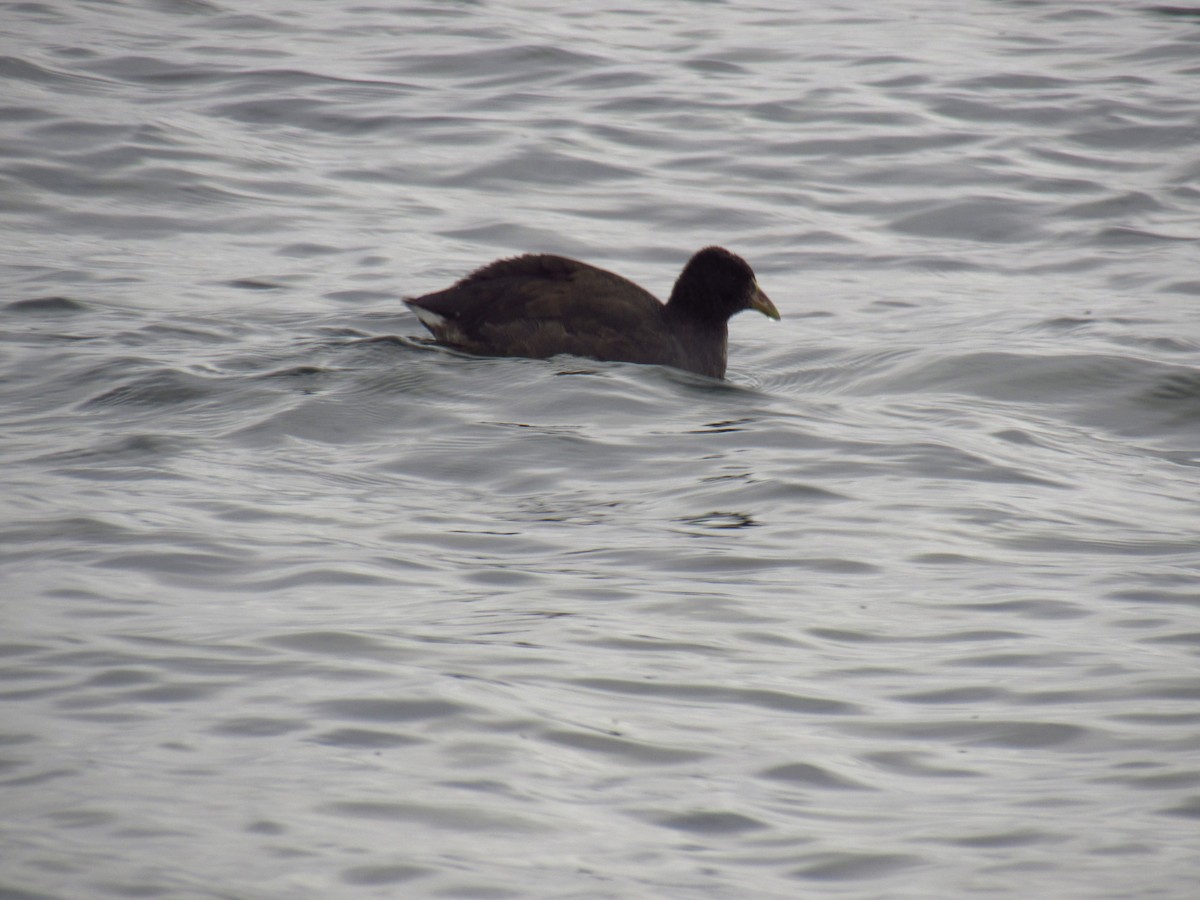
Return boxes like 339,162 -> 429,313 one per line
404,302 -> 447,330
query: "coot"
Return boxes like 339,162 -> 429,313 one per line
405,246 -> 778,379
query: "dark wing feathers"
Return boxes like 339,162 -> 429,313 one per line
456,253 -> 581,288
408,255 -> 684,368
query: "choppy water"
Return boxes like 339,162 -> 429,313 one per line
3,1 -> 1200,897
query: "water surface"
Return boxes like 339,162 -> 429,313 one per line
3,1 -> 1200,897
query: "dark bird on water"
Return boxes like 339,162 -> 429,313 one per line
405,246 -> 779,380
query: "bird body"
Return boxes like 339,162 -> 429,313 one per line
405,247 -> 778,379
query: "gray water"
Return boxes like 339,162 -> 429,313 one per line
3,1 -> 1200,897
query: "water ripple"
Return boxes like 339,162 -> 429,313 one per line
2,1 -> 1199,898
